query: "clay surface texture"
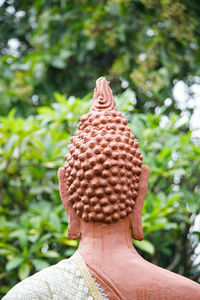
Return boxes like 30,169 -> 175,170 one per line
64,83 -> 143,223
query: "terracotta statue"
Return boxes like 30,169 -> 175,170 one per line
3,77 -> 200,300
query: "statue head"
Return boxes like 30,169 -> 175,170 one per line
58,77 -> 149,240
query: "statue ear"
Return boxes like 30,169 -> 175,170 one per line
131,165 -> 149,241
58,168 -> 81,240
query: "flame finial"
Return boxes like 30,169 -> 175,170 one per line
90,77 -> 117,112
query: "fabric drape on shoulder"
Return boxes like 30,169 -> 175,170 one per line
3,251 -> 108,300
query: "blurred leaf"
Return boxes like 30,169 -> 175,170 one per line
18,263 -> 31,280
5,134 -> 18,152
32,259 -> 50,271
40,251 -> 59,258
6,257 -> 23,271
49,213 -> 61,232
133,240 -> 155,255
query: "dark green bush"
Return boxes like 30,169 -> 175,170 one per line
0,0 -> 200,116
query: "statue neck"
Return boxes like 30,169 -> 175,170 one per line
78,216 -> 140,268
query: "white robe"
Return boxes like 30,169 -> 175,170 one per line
3,251 -> 108,300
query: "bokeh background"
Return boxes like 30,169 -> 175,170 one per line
0,0 -> 200,296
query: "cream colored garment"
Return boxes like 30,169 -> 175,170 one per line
3,251 -> 108,300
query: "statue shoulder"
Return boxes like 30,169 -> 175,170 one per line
161,268 -> 200,299
141,260 -> 200,299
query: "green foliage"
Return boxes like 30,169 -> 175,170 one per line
0,94 -> 87,295
0,0 -> 200,115
0,92 -> 199,297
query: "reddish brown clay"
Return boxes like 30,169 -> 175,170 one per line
58,77 -> 200,299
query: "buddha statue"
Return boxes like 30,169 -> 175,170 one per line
3,77 -> 200,300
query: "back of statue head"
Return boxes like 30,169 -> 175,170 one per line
59,77 -> 149,240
